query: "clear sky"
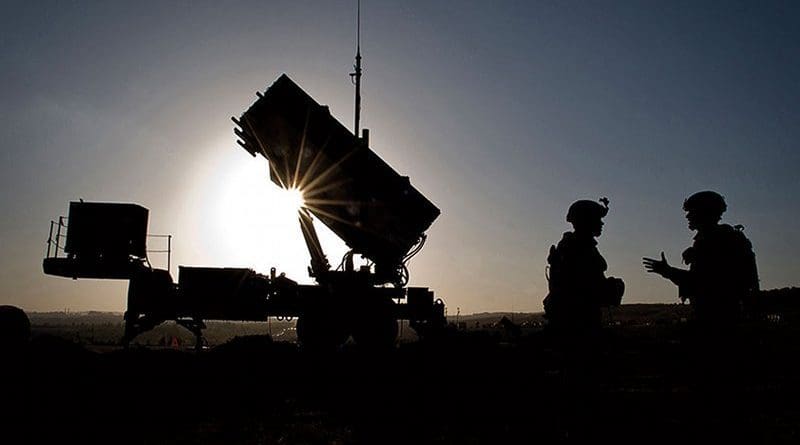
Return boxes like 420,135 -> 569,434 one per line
1,1 -> 798,313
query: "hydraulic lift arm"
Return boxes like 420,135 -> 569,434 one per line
298,208 -> 330,281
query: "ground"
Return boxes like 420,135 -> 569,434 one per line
3,306 -> 800,444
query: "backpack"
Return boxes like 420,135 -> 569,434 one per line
543,244 -> 563,320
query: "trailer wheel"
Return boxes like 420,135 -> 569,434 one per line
296,311 -> 349,351
351,297 -> 398,350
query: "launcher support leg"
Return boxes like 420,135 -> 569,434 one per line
177,318 -> 207,351
122,312 -> 164,347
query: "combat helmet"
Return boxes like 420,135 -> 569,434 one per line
566,197 -> 609,224
683,191 -> 727,217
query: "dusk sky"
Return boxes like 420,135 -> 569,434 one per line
1,1 -> 798,314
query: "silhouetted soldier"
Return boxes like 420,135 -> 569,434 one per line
643,192 -> 761,441
543,198 -> 625,335
643,191 -> 759,325
543,198 -> 624,440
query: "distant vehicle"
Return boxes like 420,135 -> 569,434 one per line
43,74 -> 445,349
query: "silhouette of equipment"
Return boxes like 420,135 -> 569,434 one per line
0,305 -> 31,349
43,202 -> 149,279
42,74 -> 444,349
234,74 -> 439,285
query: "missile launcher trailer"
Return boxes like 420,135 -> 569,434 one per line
234,74 -> 440,285
43,74 -> 445,349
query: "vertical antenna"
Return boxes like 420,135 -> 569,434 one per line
350,0 -> 362,138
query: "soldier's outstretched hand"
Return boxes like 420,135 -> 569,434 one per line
643,252 -> 670,277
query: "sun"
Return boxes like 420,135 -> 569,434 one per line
280,187 -> 306,214
203,157 -> 312,277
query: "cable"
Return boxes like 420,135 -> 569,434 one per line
336,250 -> 355,271
395,234 -> 428,286
402,235 -> 427,264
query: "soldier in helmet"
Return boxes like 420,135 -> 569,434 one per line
643,191 -> 759,324
543,198 -> 625,334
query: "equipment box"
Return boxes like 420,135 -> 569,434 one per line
178,267 -> 269,320
65,202 -> 149,260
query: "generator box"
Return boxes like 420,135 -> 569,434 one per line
65,201 -> 149,261
178,266 -> 270,320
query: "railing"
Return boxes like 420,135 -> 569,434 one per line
45,217 -> 173,272
45,217 -> 68,259
147,234 -> 173,273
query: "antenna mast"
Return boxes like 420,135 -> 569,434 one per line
350,0 -> 362,138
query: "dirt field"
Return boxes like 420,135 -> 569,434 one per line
3,307 -> 800,444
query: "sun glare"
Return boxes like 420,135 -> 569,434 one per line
198,156 -> 346,283
281,187 -> 306,213
205,158 -> 310,277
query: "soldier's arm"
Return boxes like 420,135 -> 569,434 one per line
663,266 -> 690,286
643,252 -> 689,286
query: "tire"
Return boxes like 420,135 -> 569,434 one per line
296,309 -> 350,351
351,297 -> 398,350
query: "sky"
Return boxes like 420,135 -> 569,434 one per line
1,0 -> 798,314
